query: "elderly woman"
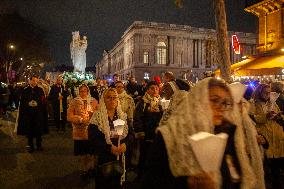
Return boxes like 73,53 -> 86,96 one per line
250,84 -> 284,189
271,81 -> 284,112
67,84 -> 98,179
88,88 -> 128,189
141,78 -> 258,189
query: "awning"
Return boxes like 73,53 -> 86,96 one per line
215,54 -> 284,76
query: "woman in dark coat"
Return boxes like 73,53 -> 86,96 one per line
133,81 -> 163,178
88,88 -> 128,189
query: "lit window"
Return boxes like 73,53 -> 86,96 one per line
156,42 -> 167,64
143,51 -> 149,64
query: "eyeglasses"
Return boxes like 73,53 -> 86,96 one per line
105,96 -> 118,100
209,98 -> 233,111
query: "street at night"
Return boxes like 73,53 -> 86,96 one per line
1,0 -> 284,189
0,113 -> 96,189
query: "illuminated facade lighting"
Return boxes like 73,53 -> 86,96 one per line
232,35 -> 241,54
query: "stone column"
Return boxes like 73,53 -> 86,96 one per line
169,36 -> 175,65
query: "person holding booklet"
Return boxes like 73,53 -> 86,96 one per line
250,84 -> 284,189
140,78 -> 258,189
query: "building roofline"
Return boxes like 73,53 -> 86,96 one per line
105,20 -> 256,58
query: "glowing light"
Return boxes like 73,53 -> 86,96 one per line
242,56 -> 247,59
9,45 -> 15,49
20,57 -> 23,61
217,76 -> 221,80
231,35 -> 241,54
144,72 -> 150,79
249,83 -> 255,87
281,48 -> 284,52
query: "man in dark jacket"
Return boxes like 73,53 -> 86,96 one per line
17,75 -> 48,153
108,74 -> 119,88
126,76 -> 140,103
89,77 -> 106,102
48,76 -> 69,132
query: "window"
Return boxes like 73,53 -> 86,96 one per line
143,51 -> 149,64
156,42 -> 167,65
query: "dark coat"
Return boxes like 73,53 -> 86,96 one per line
88,113 -> 128,189
126,83 -> 140,98
276,93 -> 284,112
89,86 -> 106,102
48,85 -> 69,114
141,121 -> 241,189
88,122 -> 128,164
133,99 -> 163,141
140,132 -> 188,189
17,86 -> 48,136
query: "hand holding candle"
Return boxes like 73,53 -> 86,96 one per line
161,98 -> 170,110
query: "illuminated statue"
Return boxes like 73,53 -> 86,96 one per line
70,31 -> 87,72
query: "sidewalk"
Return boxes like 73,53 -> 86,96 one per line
0,111 -> 96,189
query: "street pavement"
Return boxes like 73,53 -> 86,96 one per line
0,111 -> 96,189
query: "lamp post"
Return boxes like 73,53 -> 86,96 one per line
6,44 -> 16,84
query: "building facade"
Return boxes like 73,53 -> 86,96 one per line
245,0 -> 284,54
96,21 -> 257,82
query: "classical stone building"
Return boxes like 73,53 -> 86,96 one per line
96,21 -> 257,82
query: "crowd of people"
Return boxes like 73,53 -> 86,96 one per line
2,71 -> 283,189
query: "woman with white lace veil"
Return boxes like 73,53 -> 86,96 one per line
250,84 -> 284,189
227,82 -> 265,189
67,84 -> 98,180
88,88 -> 128,189
141,78 -> 257,189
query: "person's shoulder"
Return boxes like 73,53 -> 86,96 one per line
125,93 -> 133,99
23,86 -> 30,91
36,85 -> 45,92
69,97 -> 81,104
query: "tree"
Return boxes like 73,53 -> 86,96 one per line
175,0 -> 231,82
213,0 -> 231,82
0,12 -> 52,82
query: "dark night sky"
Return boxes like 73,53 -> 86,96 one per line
2,0 -> 257,67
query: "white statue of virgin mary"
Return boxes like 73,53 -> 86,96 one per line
70,31 -> 87,72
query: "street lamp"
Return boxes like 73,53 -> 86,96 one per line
20,57 -> 23,61
6,44 -> 16,84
